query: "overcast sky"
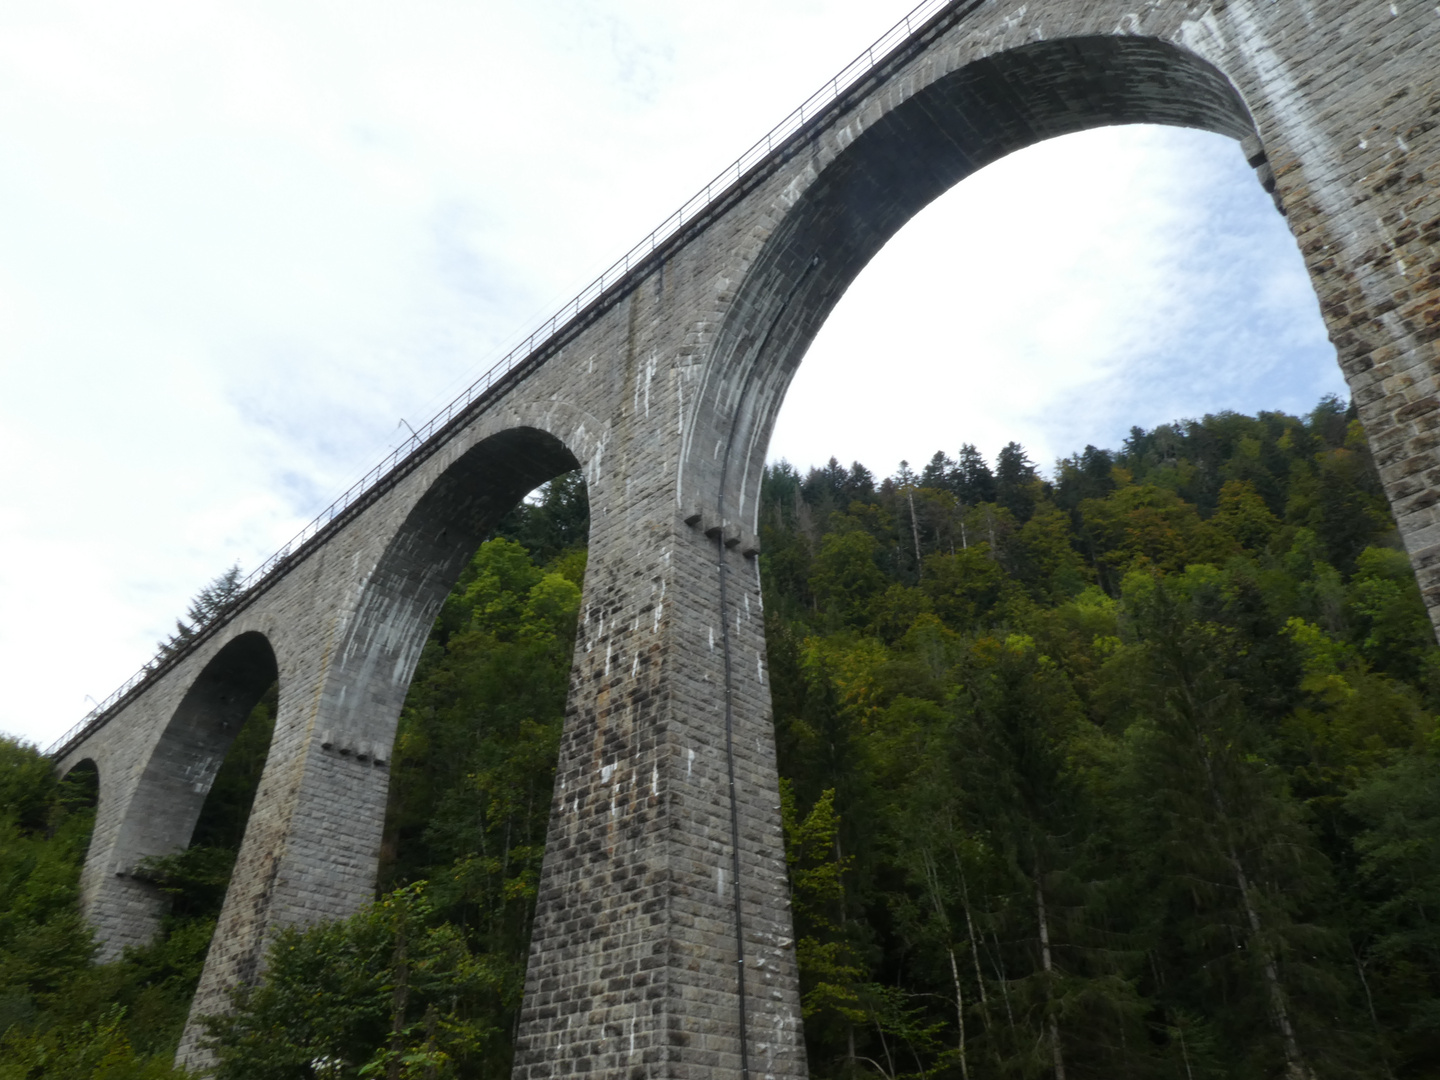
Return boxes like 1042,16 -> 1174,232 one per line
0,0 -> 1347,747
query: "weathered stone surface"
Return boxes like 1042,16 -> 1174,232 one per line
54,3 -> 1440,1076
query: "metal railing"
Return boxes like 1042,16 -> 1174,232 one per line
47,0 -> 963,759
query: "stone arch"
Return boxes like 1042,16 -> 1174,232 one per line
315,424 -> 584,764
59,755 -> 100,787
176,423 -> 588,1064
96,630 -> 278,955
112,632 -> 278,874
682,34 -> 1266,532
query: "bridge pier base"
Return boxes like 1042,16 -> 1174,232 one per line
509,516 -> 805,1079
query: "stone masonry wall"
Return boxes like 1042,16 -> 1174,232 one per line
53,2 -> 1440,1077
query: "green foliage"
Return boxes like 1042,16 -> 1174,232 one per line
759,403 -> 1440,1078
13,414 -> 1440,1080
0,1006 -> 188,1080
203,883 -> 502,1079
0,738 -> 193,1077
370,478 -> 588,1075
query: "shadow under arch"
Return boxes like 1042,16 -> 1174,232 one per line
57,757 -> 100,860
59,755 -> 100,788
110,631 -> 278,891
317,425 -> 582,761
685,33 -> 1264,530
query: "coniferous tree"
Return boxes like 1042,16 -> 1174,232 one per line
159,563 -> 244,656
995,442 -> 1040,523
921,451 -> 956,492
955,443 -> 996,506
13,404 -> 1440,1079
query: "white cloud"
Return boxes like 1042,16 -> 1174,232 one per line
0,2 -> 1345,747
771,124 -> 1344,475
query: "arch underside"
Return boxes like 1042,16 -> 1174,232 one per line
82,631 -> 279,959
696,34 -> 1261,528
318,426 -> 581,756
113,632 -> 278,876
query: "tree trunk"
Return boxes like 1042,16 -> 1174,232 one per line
989,929 -> 1016,1032
948,948 -> 970,1080
1228,844 -> 1311,1080
953,850 -> 990,1020
388,923 -> 410,1080
908,489 -> 923,577
1035,863 -> 1065,1080
1196,737 -> 1312,1080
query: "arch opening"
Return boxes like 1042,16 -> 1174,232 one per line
374,454 -> 591,893
375,468 -> 590,1076
192,426 -> 590,1076
58,757 -> 100,808
360,432 -> 589,1077
773,122 -> 1345,477
313,425 -> 582,760
57,758 -> 100,862
721,33 -> 1439,1080
113,631 -> 279,887
687,34 -> 1265,527
133,680 -> 279,923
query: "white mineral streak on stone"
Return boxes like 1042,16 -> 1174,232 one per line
1234,3 -> 1421,374
779,161 -> 817,209
687,749 -> 695,778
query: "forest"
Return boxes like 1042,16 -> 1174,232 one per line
1,395 -> 1438,1078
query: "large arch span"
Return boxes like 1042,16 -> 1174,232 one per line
683,35 -> 1266,531
49,4 -> 1437,1076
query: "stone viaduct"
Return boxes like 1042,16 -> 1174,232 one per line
50,0 -> 1440,1075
